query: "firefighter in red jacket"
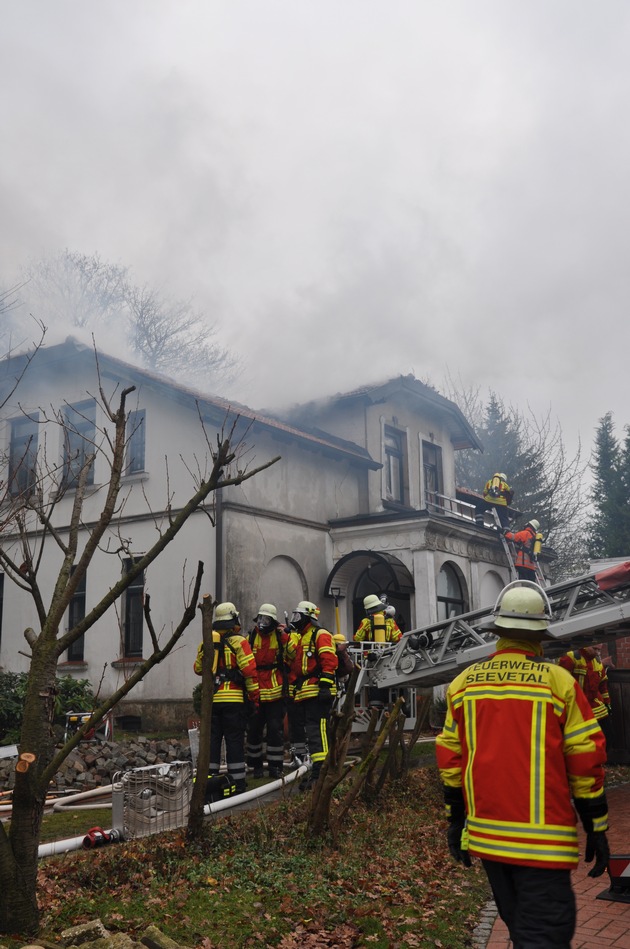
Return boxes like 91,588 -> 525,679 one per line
504,519 -> 542,580
193,601 -> 259,794
286,600 -> 337,789
558,645 -> 612,745
436,581 -> 609,948
246,602 -> 291,779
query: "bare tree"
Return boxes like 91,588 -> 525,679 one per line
0,349 -> 278,936
444,374 -> 589,580
14,250 -> 239,388
125,284 -> 239,384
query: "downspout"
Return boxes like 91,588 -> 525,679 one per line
215,486 -> 223,601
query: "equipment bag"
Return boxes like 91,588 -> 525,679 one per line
204,773 -> 238,803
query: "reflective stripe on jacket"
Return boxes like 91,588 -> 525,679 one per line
248,626 -> 290,703
193,631 -> 260,704
483,476 -> 513,506
286,623 -> 338,702
436,637 -> 607,870
558,650 -> 610,720
353,615 -> 402,643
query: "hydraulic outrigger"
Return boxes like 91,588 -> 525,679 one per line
351,562 -> 630,691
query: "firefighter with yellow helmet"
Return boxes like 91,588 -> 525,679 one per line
483,472 -> 513,527
354,594 -> 402,709
193,601 -> 259,794
245,602 -> 291,779
285,600 -> 337,789
436,581 -> 609,947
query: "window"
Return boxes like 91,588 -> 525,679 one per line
67,566 -> 86,662
125,409 -> 146,474
63,400 -> 96,488
437,564 -> 466,621
422,440 -> 443,507
123,557 -> 144,657
8,414 -> 39,496
384,426 -> 407,504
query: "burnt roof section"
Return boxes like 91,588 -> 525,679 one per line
0,338 -> 380,470
278,374 -> 483,452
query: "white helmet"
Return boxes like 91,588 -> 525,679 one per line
528,519 -> 541,532
384,605 -> 396,618
363,594 -> 382,613
257,603 -> 277,621
214,601 -> 240,628
498,473 -> 507,481
295,600 -> 318,617
492,581 -> 551,632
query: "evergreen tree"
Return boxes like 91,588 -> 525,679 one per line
587,413 -> 630,558
446,380 -> 589,580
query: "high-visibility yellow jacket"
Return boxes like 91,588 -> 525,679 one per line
286,623 -> 337,702
248,626 -> 291,703
193,630 -> 260,705
483,475 -> 513,507
558,649 -> 610,721
436,637 -> 607,870
354,613 -> 402,644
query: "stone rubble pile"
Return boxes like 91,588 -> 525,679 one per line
6,919 -> 191,949
0,737 -> 192,793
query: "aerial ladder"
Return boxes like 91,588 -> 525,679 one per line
350,561 -> 630,692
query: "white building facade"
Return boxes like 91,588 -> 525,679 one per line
0,340 -> 514,729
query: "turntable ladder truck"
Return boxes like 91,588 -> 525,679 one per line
350,561 -> 630,692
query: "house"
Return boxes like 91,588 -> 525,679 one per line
0,339 -> 520,730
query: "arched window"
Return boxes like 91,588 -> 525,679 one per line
437,563 -> 467,621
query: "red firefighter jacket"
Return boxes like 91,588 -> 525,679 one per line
558,649 -> 610,721
286,623 -> 338,702
436,638 -> 607,870
193,630 -> 260,705
248,625 -> 291,703
505,525 -> 537,571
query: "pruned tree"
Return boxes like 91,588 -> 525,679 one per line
0,346 -> 278,936
444,377 -> 589,580
12,250 -> 239,388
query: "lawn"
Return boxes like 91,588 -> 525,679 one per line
32,764 -> 491,949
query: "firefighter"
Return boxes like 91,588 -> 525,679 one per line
504,518 -> 543,580
246,602 -> 291,779
193,601 -> 259,794
354,594 -> 402,710
436,582 -> 609,948
285,600 -> 337,789
558,645 -> 612,746
483,472 -> 513,527
354,594 -> 402,644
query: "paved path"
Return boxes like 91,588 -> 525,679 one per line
485,783 -> 630,948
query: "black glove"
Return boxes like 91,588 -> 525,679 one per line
585,832 -> 610,877
443,786 -> 471,868
319,683 -> 333,706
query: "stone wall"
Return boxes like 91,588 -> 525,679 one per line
0,736 -> 192,793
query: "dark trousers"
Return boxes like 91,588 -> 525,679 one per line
481,859 -> 575,948
209,702 -> 247,785
289,697 -> 331,774
246,699 -> 285,774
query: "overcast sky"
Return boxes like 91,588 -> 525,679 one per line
2,1 -> 630,462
